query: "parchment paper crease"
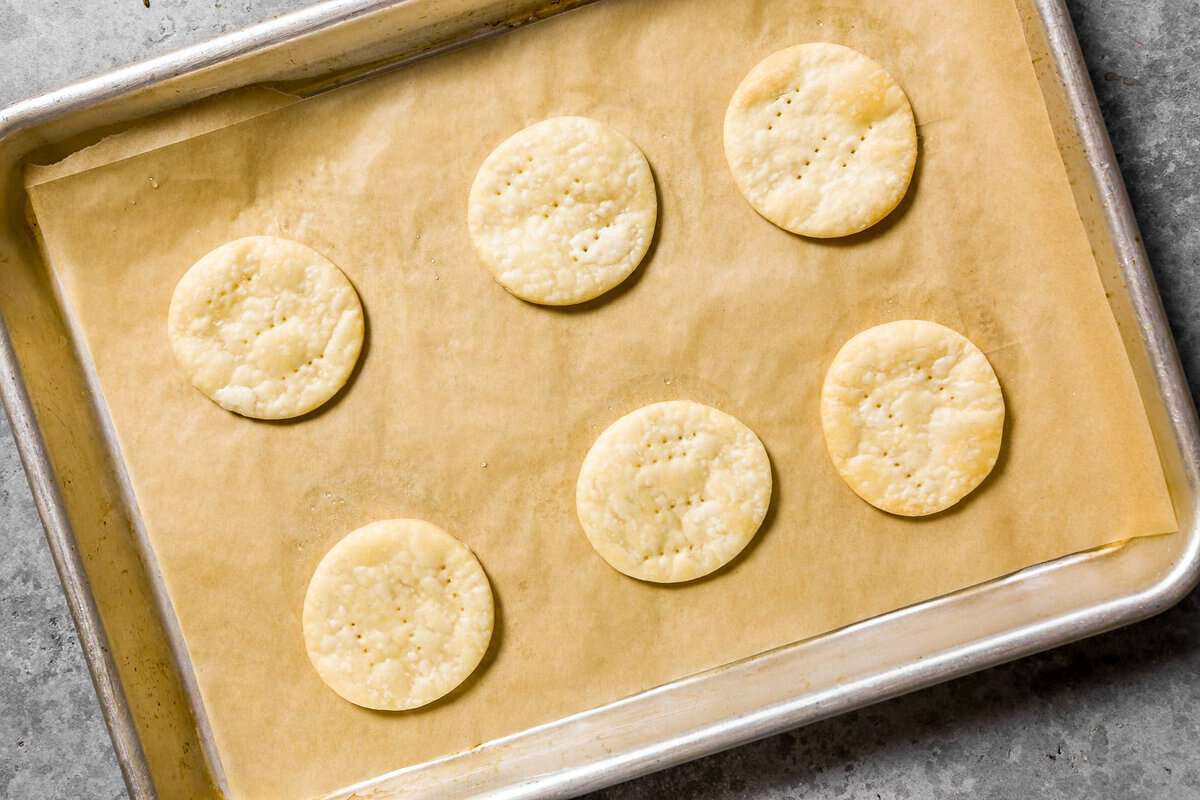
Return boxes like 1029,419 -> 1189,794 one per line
26,0 -> 1176,797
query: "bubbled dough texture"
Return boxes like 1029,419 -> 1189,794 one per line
167,236 -> 364,419
723,42 -> 918,238
302,519 -> 494,711
576,401 -> 772,583
821,320 -> 1005,516
468,116 -> 657,305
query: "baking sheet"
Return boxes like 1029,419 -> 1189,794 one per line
25,0 -> 1176,796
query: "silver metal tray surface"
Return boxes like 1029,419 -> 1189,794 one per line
1,1 -> 1197,798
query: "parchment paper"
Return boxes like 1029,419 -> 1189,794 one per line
25,87 -> 297,187
26,0 -> 1177,797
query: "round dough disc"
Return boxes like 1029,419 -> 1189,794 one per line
467,116 -> 657,305
168,236 -> 364,420
821,320 -> 1005,516
302,519 -> 494,711
723,42 -> 918,238
576,401 -> 772,583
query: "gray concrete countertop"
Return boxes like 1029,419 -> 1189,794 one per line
2,1 -> 1198,798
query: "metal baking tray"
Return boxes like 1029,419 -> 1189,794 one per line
1,1 -> 1197,797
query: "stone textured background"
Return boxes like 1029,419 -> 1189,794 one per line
1,1 -> 1197,798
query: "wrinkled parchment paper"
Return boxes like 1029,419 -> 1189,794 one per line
27,0 -> 1177,796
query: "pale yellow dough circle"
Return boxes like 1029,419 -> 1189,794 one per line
167,236 -> 364,419
723,42 -> 918,238
302,519 -> 494,711
467,116 -> 657,305
576,401 -> 772,583
821,320 -> 1005,516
